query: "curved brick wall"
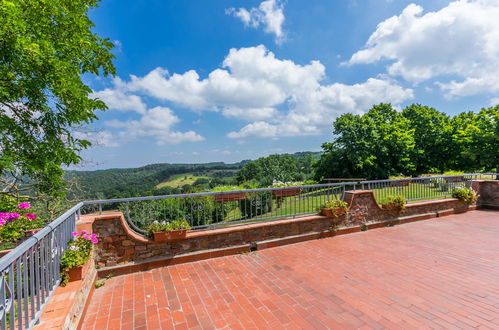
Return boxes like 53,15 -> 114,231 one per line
87,180 -> 497,271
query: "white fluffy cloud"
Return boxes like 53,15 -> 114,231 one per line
227,77 -> 413,138
105,106 -> 204,145
127,46 -> 324,112
95,45 -> 413,140
348,0 -> 499,101
91,86 -> 147,114
227,0 -> 285,43
73,130 -> 119,148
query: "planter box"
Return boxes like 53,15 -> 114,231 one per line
320,208 -> 346,218
381,204 -> 403,212
273,188 -> 301,198
153,229 -> 188,242
0,249 -> 12,259
67,261 -> 90,283
390,180 -> 411,187
215,192 -> 246,202
24,228 -> 41,237
445,177 -> 463,183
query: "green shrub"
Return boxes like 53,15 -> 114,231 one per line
389,175 -> 411,180
319,200 -> 348,217
379,195 -> 406,212
443,170 -> 465,176
60,231 -> 99,286
452,187 -> 477,203
146,219 -> 190,234
0,201 -> 44,249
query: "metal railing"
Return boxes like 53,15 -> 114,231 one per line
81,173 -> 496,234
0,203 -> 81,329
0,172 -> 496,328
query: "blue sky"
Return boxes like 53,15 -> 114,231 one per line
78,0 -> 499,169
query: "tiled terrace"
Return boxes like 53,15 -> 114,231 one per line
83,210 -> 499,329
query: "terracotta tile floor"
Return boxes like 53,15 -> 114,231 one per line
83,210 -> 499,329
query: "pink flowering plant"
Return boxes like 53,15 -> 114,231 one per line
60,231 -> 99,285
0,200 -> 44,249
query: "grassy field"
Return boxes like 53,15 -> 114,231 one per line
127,180 -> 476,229
220,182 -> 459,225
155,173 -> 208,189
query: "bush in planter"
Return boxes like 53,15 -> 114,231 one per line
146,219 -> 191,234
60,231 -> 99,286
379,195 -> 406,212
146,220 -> 191,241
319,200 -> 348,218
0,201 -> 44,250
452,187 -> 477,203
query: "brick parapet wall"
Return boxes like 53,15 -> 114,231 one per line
92,213 -> 341,268
344,190 -> 475,225
90,180 -> 495,269
473,180 -> 499,207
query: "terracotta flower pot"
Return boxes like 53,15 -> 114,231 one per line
24,228 -> 41,237
445,177 -> 463,183
215,192 -> 246,202
153,229 -> 188,242
390,180 -> 411,187
320,208 -> 346,218
67,261 -> 90,282
273,187 -> 301,198
0,249 -> 12,259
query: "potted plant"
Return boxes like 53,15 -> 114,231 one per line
60,231 -> 99,285
319,200 -> 348,219
452,187 -> 478,203
272,182 -> 301,198
389,176 -> 411,187
0,201 -> 44,253
147,220 -> 191,242
213,186 -> 246,202
379,195 -> 406,212
443,171 -> 465,183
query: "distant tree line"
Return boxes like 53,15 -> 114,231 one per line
314,104 -> 498,180
66,162 -> 244,200
236,153 -> 318,186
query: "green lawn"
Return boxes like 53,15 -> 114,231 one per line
218,182 -> 458,226
155,173 -> 208,189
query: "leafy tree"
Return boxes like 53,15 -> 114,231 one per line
451,106 -> 498,173
316,103 -> 498,180
401,104 -> 452,175
315,104 -> 415,180
237,154 -> 300,186
0,0 -> 115,198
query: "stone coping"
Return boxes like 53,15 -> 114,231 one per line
34,261 -> 96,329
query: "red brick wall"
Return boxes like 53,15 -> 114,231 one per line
473,180 -> 499,207
90,181 -> 494,269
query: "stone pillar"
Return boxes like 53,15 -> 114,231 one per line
343,190 -> 397,225
472,180 -> 499,209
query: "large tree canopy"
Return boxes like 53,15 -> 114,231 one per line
315,104 -> 415,180
315,104 -> 498,180
237,154 -> 314,187
0,0 -> 115,197
451,106 -> 498,172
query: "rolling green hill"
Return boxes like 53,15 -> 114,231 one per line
65,152 -> 322,200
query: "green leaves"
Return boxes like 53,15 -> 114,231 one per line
316,103 -> 499,180
237,154 -> 311,187
0,0 -> 115,197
